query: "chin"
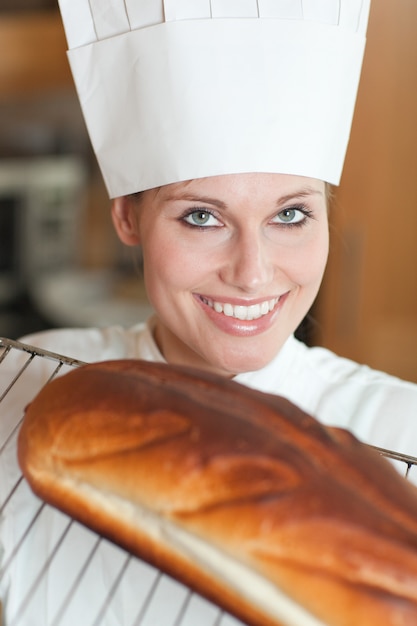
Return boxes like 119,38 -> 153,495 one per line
206,346 -> 280,378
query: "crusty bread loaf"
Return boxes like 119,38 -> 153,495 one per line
18,359 -> 417,626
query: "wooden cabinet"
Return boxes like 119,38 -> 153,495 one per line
314,0 -> 417,382
0,10 -> 72,98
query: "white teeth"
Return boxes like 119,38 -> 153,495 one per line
205,297 -> 279,320
235,305 -> 247,320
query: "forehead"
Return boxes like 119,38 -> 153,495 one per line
153,173 -> 326,201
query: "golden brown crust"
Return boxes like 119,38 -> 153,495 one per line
18,359 -> 417,626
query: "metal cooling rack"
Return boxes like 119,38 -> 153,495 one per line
0,337 -> 240,626
0,336 -> 416,626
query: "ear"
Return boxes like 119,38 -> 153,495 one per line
111,197 -> 141,246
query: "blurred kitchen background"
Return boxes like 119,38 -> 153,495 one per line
0,0 -> 416,382
0,0 -> 153,342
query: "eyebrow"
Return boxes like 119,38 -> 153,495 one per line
275,186 -> 324,205
163,193 -> 227,208
163,185 -> 323,208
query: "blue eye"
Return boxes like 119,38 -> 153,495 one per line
273,206 -> 312,226
280,209 -> 298,222
183,210 -> 220,227
278,208 -> 303,223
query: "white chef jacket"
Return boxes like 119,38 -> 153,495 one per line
1,318 -> 417,626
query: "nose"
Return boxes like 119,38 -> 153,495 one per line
219,230 -> 274,292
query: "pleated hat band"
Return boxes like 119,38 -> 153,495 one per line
58,0 -> 371,197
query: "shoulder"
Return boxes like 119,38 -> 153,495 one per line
284,336 -> 417,398
239,336 -> 417,454
18,323 -> 148,363
297,340 -> 417,467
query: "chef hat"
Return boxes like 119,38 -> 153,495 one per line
58,0 -> 371,198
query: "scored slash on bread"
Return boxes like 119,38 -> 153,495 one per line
18,360 -> 417,626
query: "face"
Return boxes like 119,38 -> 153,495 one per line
113,173 -> 329,377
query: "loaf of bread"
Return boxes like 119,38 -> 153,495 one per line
18,360 -> 417,626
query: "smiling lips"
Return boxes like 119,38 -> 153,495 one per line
200,296 -> 280,321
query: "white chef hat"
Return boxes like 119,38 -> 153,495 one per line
58,0 -> 371,198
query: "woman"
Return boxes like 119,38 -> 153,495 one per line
2,2 -> 417,625
18,171 -> 417,452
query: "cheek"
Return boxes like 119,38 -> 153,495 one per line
310,230 -> 329,275
284,229 -> 329,287
141,234 -> 207,298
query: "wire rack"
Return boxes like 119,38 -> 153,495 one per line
1,337 -> 417,626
